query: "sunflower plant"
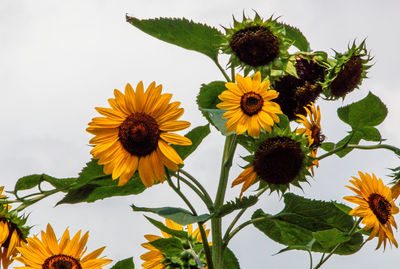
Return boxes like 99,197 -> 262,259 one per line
3,10 -> 400,269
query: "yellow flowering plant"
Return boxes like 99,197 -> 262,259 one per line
2,10 -> 400,269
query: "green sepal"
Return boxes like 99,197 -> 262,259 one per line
131,205 -> 211,226
0,206 -> 31,242
126,16 -> 223,61
110,257 -> 135,269
252,193 -> 363,255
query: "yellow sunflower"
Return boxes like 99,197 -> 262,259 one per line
0,187 -> 24,269
344,172 -> 399,249
141,219 -> 210,269
296,102 -> 323,175
216,72 -> 282,137
87,81 -> 192,187
14,223 -> 111,269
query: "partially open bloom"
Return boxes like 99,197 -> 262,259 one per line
232,132 -> 311,197
296,102 -> 323,175
217,72 -> 282,137
87,81 -> 192,187
344,172 -> 399,249
0,187 -> 27,269
15,223 -> 112,268
141,219 -> 210,269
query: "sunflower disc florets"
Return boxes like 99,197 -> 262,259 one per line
272,53 -> 328,120
221,12 -> 292,75
323,40 -> 373,99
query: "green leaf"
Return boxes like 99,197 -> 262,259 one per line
252,193 -> 363,255
145,216 -> 188,239
111,257 -> 135,269
223,247 -> 241,269
334,132 -> 363,158
337,92 -> 388,128
200,108 -> 231,135
57,174 -> 146,205
149,238 -> 184,256
126,16 -> 223,60
172,124 -> 210,160
333,202 -> 352,215
213,196 -> 258,218
358,126 -> 382,141
280,23 -> 311,52
197,81 -> 226,110
320,142 -> 334,152
15,175 -> 43,191
312,228 -> 351,251
277,114 -> 290,130
132,205 -> 211,225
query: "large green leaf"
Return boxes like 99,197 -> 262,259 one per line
57,159 -> 146,205
200,108 -> 231,135
252,193 -> 363,255
126,16 -> 223,60
223,247 -> 241,269
172,124 -> 210,161
132,205 -> 211,225
279,23 -> 311,52
197,81 -> 226,125
337,92 -> 387,128
110,257 -> 135,269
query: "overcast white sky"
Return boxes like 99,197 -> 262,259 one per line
1,0 -> 400,268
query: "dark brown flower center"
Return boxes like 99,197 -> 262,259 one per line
368,193 -> 392,225
253,136 -> 304,185
118,113 -> 160,157
330,56 -> 363,98
240,92 -> 264,116
295,57 -> 325,84
310,125 -> 324,148
230,26 -> 279,67
42,255 -> 82,269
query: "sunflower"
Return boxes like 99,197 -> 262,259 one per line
87,81 -> 192,187
141,219 -> 210,269
216,72 -> 282,137
232,130 -> 312,197
14,223 -> 111,269
296,102 -> 323,175
344,172 -> 399,249
0,187 -> 28,269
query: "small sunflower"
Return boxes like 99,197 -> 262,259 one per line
14,223 -> 111,268
232,129 -> 312,197
344,172 -> 399,249
141,219 -> 210,269
296,102 -> 324,175
221,12 -> 292,74
87,81 -> 192,187
323,40 -> 373,99
216,72 -> 282,137
0,188 -> 29,269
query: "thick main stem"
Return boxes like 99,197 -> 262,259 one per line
211,135 -> 237,269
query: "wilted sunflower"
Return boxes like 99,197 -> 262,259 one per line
344,172 -> 399,249
232,130 -> 312,197
216,72 -> 282,137
221,12 -> 292,74
323,40 -> 373,99
87,81 -> 192,187
15,223 -> 111,268
141,219 -> 210,269
296,102 -> 323,175
0,188 -> 28,269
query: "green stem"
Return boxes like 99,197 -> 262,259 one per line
179,169 -> 214,209
171,172 -> 214,212
223,216 -> 271,245
223,186 -> 268,246
14,189 -> 61,212
165,170 -> 214,269
313,218 -> 362,269
212,135 -> 238,269
213,58 -> 231,82
308,251 -> 313,269
231,66 -> 235,82
318,132 -> 354,161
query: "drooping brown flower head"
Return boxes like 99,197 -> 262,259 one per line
330,56 -> 363,98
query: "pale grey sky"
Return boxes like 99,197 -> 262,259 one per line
1,0 -> 400,268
